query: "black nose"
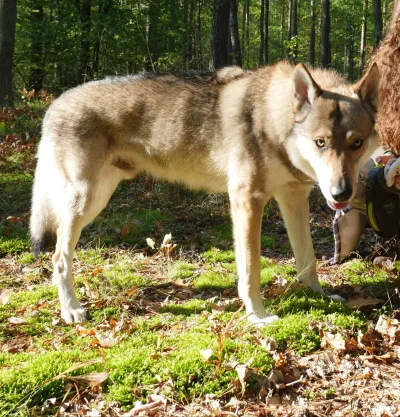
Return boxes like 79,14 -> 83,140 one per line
330,183 -> 352,202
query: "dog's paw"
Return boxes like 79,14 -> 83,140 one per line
61,306 -> 87,324
328,294 -> 346,303
248,313 -> 280,327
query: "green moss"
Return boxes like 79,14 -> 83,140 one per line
260,258 -> 296,286
17,252 -> 36,265
159,299 -> 209,316
193,271 -> 235,291
168,262 -> 197,280
0,350 -> 101,416
201,250 -> 235,263
261,235 -> 277,249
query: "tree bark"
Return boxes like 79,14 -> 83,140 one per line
0,0 -> 17,107
210,0 -> 230,71
280,1 -> 285,55
29,1 -> 44,92
93,0 -> 111,77
291,0 -> 298,59
78,0 -> 92,84
230,0 -> 242,67
246,0 -> 250,67
259,0 -> 265,65
264,0 -> 269,63
359,0 -> 368,77
346,23 -> 354,81
309,0 -> 315,65
321,0 -> 331,68
373,0 -> 383,49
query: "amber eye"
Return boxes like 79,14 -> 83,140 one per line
353,139 -> 364,149
315,139 -> 326,149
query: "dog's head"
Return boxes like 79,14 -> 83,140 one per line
290,63 -> 379,209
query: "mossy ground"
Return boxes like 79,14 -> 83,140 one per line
1,102 -> 400,416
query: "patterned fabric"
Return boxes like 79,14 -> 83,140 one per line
330,206 -> 352,265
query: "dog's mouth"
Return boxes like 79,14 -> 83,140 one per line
327,201 -> 350,211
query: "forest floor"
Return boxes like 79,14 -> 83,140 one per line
1,98 -> 400,417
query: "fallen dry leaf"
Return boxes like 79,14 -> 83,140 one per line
0,289 -> 11,305
7,317 -> 27,324
69,371 -> 108,387
347,297 -> 383,309
321,332 -> 346,352
146,237 -> 156,249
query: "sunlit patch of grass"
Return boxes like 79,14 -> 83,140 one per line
260,257 -> 296,286
159,298 -> 209,316
76,248 -> 107,265
0,350 -> 102,416
340,259 -> 390,289
17,252 -> 36,265
201,249 -> 235,263
193,271 -> 235,291
167,262 -> 197,280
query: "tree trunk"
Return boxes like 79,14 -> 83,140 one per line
241,1 -> 246,62
373,0 -> 383,49
210,0 -> 230,71
346,23 -> 354,81
29,1 -> 44,92
309,0 -> 315,65
78,0 -> 92,84
264,0 -> 269,63
280,1 -> 285,55
0,0 -> 17,107
259,0 -> 265,65
321,0 -> 331,68
291,0 -> 298,59
359,0 -> 368,77
93,0 -> 111,77
230,0 -> 242,67
246,0 -> 250,67
198,0 -> 203,70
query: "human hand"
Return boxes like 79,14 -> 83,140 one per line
375,154 -> 400,190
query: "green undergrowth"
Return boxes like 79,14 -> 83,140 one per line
1,106 -> 399,415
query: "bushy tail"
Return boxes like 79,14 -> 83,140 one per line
30,168 -> 57,258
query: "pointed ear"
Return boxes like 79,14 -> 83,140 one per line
292,63 -> 322,122
353,63 -> 380,120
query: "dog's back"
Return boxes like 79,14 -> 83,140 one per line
31,62 -> 379,324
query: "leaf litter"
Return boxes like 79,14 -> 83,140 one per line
2,110 -> 400,416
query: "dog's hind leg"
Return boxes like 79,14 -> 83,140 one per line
52,165 -> 128,323
229,187 -> 279,325
274,184 -> 323,293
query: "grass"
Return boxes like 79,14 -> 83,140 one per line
1,101 -> 400,416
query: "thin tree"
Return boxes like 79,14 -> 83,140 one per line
321,0 -> 331,68
372,0 -> 383,49
230,0 -> 242,67
291,0 -> 298,59
210,0 -> 230,71
0,0 -> 17,107
309,0 -> 315,65
359,0 -> 368,77
78,0 -> 92,83
259,0 -> 265,65
29,1 -> 44,92
264,0 -> 269,63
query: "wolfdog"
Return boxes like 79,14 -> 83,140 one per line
30,62 -> 379,324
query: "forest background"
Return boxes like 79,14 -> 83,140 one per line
0,0 -> 395,107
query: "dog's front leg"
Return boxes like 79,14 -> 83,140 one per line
274,184 -> 323,293
229,187 -> 279,325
